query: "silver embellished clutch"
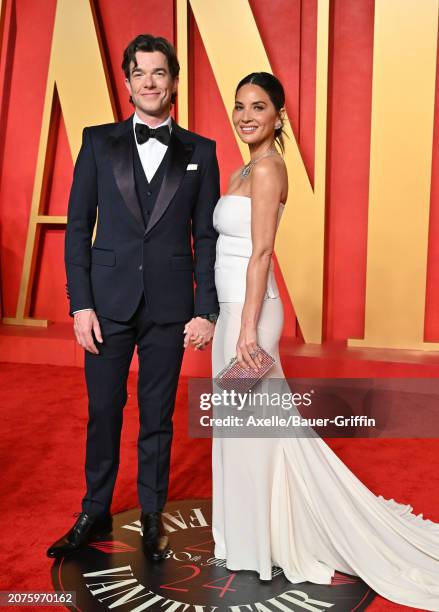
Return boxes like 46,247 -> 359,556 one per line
214,346 -> 276,393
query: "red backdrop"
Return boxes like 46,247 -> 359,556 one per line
1,0 -> 439,343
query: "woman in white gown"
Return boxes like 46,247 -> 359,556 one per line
207,72 -> 439,610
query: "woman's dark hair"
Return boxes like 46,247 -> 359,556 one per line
235,72 -> 287,153
122,34 -> 180,105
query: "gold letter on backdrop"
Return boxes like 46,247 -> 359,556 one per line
348,0 -> 439,350
3,0 -> 114,326
186,0 -> 330,343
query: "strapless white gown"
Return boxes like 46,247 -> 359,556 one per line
211,194 -> 439,610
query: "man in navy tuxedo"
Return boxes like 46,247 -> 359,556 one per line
47,34 -> 220,561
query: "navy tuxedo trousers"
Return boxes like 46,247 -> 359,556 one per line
81,294 -> 185,515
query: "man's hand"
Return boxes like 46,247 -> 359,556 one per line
183,317 -> 215,350
73,310 -> 103,354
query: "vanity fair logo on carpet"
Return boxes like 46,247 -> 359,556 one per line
52,500 -> 375,611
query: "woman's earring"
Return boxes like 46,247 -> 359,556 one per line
275,121 -> 282,130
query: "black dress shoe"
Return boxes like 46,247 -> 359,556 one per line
140,511 -> 169,561
46,512 -> 113,558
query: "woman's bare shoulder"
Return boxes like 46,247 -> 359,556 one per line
251,155 -> 288,196
251,153 -> 286,176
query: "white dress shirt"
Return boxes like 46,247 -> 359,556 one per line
133,112 -> 172,182
72,113 -> 172,314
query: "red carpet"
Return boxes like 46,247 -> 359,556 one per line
1,362 -> 438,611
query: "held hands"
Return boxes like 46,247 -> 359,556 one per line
73,310 -> 103,354
183,317 -> 215,350
236,324 -> 262,372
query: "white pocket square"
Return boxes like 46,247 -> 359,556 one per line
187,163 -> 198,171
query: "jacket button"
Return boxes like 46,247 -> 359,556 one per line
147,190 -> 152,196
139,264 -> 143,271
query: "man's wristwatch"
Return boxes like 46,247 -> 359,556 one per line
197,313 -> 219,324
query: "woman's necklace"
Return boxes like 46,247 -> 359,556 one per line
240,146 -> 278,178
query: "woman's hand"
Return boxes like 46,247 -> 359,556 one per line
236,325 -> 262,371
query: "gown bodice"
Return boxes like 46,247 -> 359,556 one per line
212,194 -> 285,302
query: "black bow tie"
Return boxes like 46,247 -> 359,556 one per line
135,123 -> 171,146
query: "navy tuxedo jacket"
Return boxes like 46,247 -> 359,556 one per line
64,115 -> 220,324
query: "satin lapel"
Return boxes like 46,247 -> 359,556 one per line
106,119 -> 145,231
145,133 -> 194,236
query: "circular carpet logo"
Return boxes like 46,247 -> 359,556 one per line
51,499 -> 376,611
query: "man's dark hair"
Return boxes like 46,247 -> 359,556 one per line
122,34 -> 180,105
